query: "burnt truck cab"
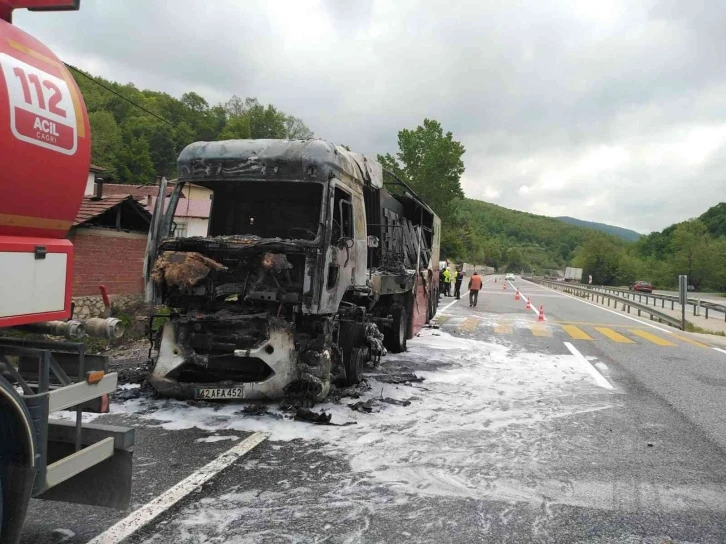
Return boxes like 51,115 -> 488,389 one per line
146,139 -> 439,402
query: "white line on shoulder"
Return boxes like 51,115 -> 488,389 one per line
564,342 -> 614,390
87,432 -> 269,544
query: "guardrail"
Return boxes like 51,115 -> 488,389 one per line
581,285 -> 726,322
529,279 -> 684,330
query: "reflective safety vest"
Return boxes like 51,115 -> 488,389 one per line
443,269 -> 451,282
469,275 -> 482,290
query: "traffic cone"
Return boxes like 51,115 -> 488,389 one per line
525,299 -> 531,310
538,305 -> 545,321
515,289 -> 520,301
503,283 -> 507,290
495,278 -> 497,283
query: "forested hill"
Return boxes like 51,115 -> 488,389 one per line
451,198 -> 628,273
71,68 -> 313,183
555,216 -> 641,242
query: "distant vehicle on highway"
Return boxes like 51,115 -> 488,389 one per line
629,281 -> 653,293
505,273 -> 515,281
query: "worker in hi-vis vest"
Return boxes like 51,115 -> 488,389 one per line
443,267 -> 452,296
468,271 -> 483,307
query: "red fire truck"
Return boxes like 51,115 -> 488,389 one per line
0,3 -> 134,542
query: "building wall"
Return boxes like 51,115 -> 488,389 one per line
182,183 -> 213,201
69,228 -> 147,296
186,217 -> 208,237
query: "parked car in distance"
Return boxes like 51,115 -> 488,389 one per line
629,281 -> 653,293
505,273 -> 515,281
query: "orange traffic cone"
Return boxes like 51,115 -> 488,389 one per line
525,299 -> 532,310
503,283 -> 507,290
515,289 -> 520,301
495,278 -> 497,283
538,305 -> 545,321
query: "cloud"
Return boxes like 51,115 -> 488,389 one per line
13,0 -> 726,232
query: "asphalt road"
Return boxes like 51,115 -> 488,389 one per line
20,275 -> 726,543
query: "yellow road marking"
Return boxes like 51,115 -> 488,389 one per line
671,334 -> 709,349
595,327 -> 634,343
494,323 -> 513,334
629,329 -> 675,346
551,320 -> 650,329
561,325 -> 592,340
458,317 -> 480,332
529,324 -> 551,337
671,334 -> 710,348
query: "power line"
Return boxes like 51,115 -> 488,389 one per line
64,63 -> 197,138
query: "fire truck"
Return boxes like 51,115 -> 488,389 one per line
0,2 -> 134,542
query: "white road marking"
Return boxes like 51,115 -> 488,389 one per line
438,299 -> 460,314
713,348 -> 726,356
507,280 -> 543,319
520,278 -> 673,334
564,342 -> 614,390
87,432 -> 270,544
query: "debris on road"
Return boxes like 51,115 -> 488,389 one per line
348,399 -> 377,413
379,397 -> 412,407
294,408 -> 332,424
241,404 -> 272,416
373,373 -> 425,385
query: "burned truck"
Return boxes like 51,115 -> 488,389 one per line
145,139 -> 440,401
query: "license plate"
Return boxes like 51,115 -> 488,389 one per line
195,387 -> 244,400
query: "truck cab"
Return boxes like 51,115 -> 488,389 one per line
146,139 -> 439,402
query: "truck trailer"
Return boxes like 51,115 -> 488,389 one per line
146,139 -> 441,402
0,3 -> 134,542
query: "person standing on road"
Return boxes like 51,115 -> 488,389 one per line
454,268 -> 464,299
443,267 -> 451,296
468,271 -> 482,307
451,268 -> 458,298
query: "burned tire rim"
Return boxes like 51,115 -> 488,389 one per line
344,347 -> 366,386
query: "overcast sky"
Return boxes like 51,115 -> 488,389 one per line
14,0 -> 726,233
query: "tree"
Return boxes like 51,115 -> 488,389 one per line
379,119 -> 465,224
506,247 -> 525,269
219,116 -> 252,140
114,135 -> 156,184
284,115 -> 314,139
669,220 -> 712,289
574,234 -> 621,285
88,111 -> 120,177
224,95 -> 247,118
180,92 -> 209,113
379,119 -> 465,259
247,100 -> 287,138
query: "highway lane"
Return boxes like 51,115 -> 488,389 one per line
22,275 -> 726,543
118,276 -> 726,543
467,277 -> 726,451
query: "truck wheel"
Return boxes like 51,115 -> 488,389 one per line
343,347 -> 366,386
0,469 -> 3,538
385,304 -> 407,353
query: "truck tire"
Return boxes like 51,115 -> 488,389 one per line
385,304 -> 407,353
0,469 -> 4,538
0,376 -> 36,544
343,347 -> 366,386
